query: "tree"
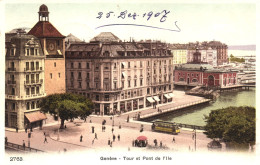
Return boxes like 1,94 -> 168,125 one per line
40,93 -> 94,129
204,106 -> 255,148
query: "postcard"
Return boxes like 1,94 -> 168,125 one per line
1,0 -> 258,165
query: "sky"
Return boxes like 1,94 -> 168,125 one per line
4,2 -> 256,45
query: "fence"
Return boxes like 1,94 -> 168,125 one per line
5,142 -> 45,153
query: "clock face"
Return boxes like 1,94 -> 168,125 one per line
48,43 -> 55,51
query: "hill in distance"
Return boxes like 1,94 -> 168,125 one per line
228,45 -> 256,50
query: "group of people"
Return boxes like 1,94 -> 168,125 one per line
132,139 -> 147,147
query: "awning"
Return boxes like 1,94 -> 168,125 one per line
164,94 -> 171,99
168,93 -> 174,98
57,50 -> 62,55
153,96 -> 160,101
147,97 -> 155,103
25,111 -> 47,123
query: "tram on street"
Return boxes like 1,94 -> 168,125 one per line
151,120 -> 180,135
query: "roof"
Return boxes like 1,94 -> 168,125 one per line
28,21 -> 64,38
90,32 -> 120,42
25,111 -> 47,123
65,33 -> 83,43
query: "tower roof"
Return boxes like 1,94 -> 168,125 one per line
28,21 -> 65,38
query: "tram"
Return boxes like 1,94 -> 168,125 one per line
151,120 -> 180,135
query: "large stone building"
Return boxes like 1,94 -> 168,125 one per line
174,49 -> 237,88
28,4 -> 66,95
5,32 -> 46,130
170,44 -> 188,65
65,32 -> 174,115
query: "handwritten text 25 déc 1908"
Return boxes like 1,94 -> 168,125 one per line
96,10 -> 171,23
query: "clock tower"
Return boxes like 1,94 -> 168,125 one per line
28,4 -> 66,95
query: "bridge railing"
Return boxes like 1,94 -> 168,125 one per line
138,99 -> 211,120
5,142 -> 45,153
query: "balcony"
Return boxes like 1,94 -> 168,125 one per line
7,68 -> 16,71
7,80 -> 16,85
88,87 -> 123,93
24,67 -> 43,72
24,79 -> 43,85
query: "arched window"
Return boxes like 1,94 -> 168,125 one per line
179,78 -> 184,81
192,79 -> 198,82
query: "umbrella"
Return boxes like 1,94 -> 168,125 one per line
137,136 -> 147,141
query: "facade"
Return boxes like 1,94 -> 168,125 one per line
5,33 -> 46,130
170,44 -> 188,64
66,32 -> 174,115
174,49 -> 237,88
28,4 -> 66,95
187,47 -> 217,66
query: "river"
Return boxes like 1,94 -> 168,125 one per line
156,88 -> 256,126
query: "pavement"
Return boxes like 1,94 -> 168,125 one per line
5,91 -> 215,153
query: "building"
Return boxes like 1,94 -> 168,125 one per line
65,32 -> 174,115
207,41 -> 228,65
170,44 -> 188,65
65,33 -> 85,49
28,4 -> 66,95
5,32 -> 47,130
174,49 -> 237,88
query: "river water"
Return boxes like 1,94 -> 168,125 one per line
157,88 -> 256,126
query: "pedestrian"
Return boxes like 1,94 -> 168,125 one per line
44,136 -> 48,143
92,126 -> 95,133
44,132 -> 46,136
108,138 -> 111,145
189,146 -> 191,151
22,140 -> 25,149
172,137 -> 175,143
158,108 -> 159,112
113,134 -> 115,142
127,115 -> 129,122
65,125 -> 67,129
101,126 -> 103,132
90,120 -> 92,123
92,139 -> 95,145
5,137 -> 8,144
64,148 -> 67,152
118,134 -> 120,141
95,133 -> 98,139
112,127 -> 114,133
16,127 -> 18,133
110,142 -> 113,147
84,118 -> 86,123
132,140 -> 134,147
28,132 -> 31,138
80,135 -> 83,142
104,126 -> 106,132
25,127 -> 27,133
160,141 -> 162,147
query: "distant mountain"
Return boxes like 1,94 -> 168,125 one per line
228,45 -> 256,51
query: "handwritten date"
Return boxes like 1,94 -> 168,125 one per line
96,10 -> 170,22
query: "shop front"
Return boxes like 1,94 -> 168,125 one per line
24,111 -> 47,129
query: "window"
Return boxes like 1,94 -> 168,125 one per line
26,88 -> 30,95
134,80 -> 137,87
35,49 -> 38,55
164,86 -> 166,91
96,95 -> 99,101
26,62 -> 29,70
50,73 -> 52,79
87,73 -> 90,79
30,48 -> 34,55
58,73 -> 60,78
26,75 -> 29,83
12,103 -> 15,110
36,62 -> 39,70
36,101 -> 40,108
114,63 -> 117,69
78,63 -> 81,69
31,62 -> 34,70
87,82 -> 89,88
31,101 -> 35,109
26,102 -> 30,110
105,95 -> 109,101
147,88 -> 150,94
11,49 -> 15,56
36,74 -> 39,82
31,87 -> 35,94
153,87 -> 156,93
71,62 -> 74,68
86,63 -> 90,69
140,79 -> 143,86
36,87 -> 39,94
147,61 -> 150,66
128,62 -> 130,68
128,80 -> 131,87
78,82 -> 82,88
57,40 -> 60,46
11,88 -> 15,95
71,72 -> 74,79
54,62 -> 56,67
154,69 -> 156,74
114,82 -> 117,89
27,49 -> 29,56
169,85 -> 171,90
140,61 -> 143,67
78,72 -> 82,79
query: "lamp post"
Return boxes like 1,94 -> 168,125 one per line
192,128 -> 197,151
57,116 -> 60,140
28,131 -> 31,148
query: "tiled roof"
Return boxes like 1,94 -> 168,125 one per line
28,21 -> 64,38
65,33 -> 82,43
90,32 -> 120,42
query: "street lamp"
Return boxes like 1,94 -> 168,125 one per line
28,131 -> 31,148
57,116 -> 60,140
192,128 -> 197,151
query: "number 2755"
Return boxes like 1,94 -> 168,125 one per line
10,157 -> 23,161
